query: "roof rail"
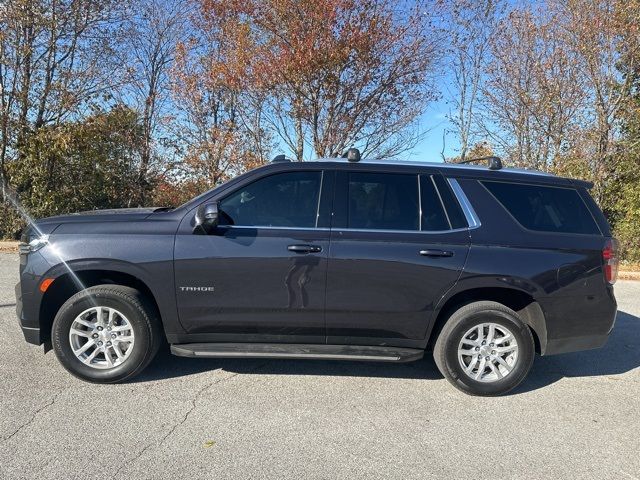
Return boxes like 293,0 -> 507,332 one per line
457,156 -> 503,170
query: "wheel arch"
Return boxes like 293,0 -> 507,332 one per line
427,286 -> 547,354
39,268 -> 163,345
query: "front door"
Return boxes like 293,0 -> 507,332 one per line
174,169 -> 333,343
325,170 -> 470,346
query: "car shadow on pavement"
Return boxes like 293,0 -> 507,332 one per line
514,310 -> 640,394
138,347 -> 443,383
136,310 -> 640,394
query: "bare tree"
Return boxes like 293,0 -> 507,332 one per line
550,0 -> 640,202
481,7 -> 586,170
444,0 -> 503,161
119,0 -> 189,204
0,0 -> 126,191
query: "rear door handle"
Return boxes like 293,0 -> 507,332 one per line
288,244 -> 322,254
419,249 -> 454,258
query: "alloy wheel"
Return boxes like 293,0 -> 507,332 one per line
68,306 -> 135,369
457,322 -> 519,383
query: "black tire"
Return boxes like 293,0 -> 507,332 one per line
52,285 -> 162,383
433,301 -> 535,396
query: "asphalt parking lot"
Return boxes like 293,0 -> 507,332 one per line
0,253 -> 639,480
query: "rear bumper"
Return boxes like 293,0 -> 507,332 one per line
544,332 -> 612,355
539,290 -> 617,356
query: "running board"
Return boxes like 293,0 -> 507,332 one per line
170,343 -> 423,363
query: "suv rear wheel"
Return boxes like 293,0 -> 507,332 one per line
433,301 -> 535,396
51,285 -> 162,383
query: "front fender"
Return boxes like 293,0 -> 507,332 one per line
34,233 -> 182,336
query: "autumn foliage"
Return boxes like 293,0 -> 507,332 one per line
186,0 -> 440,161
1,0 -> 640,259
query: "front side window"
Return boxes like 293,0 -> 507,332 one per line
347,172 -> 419,230
219,171 -> 322,228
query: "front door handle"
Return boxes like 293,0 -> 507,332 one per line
419,249 -> 454,258
288,244 -> 322,254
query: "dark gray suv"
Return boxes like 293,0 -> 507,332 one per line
15,154 -> 618,395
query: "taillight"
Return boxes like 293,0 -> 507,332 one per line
602,238 -> 619,285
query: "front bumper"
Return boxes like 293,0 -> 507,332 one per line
16,281 -> 43,345
21,325 -> 43,345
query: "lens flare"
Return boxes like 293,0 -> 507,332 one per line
2,182 -> 90,296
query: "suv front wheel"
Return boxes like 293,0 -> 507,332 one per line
51,285 -> 162,383
433,301 -> 535,396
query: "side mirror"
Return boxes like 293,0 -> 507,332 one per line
194,202 -> 219,234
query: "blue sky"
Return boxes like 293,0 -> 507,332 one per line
410,98 -> 455,162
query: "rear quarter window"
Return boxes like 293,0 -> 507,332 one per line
482,181 -> 601,235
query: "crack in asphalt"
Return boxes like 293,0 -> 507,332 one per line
114,363 -> 266,475
1,388 -> 66,444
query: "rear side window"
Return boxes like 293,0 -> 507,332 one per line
419,176 -> 450,231
432,176 -> 468,229
347,172 -> 419,230
482,181 -> 600,235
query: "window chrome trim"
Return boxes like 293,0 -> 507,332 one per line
417,175 -> 422,231
447,178 -> 481,229
335,227 -> 470,235
314,171 -> 324,228
219,225 -> 330,231
219,225 -> 467,234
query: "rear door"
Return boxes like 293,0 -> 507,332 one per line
325,169 -> 470,346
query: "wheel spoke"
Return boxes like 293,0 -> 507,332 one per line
111,325 -> 131,333
73,340 -> 95,356
74,318 -> 95,329
461,338 -> 479,347
459,348 -> 477,356
95,307 -> 104,326
476,325 -> 484,343
494,355 -> 513,372
464,355 -> 480,373
496,345 -> 517,354
487,324 -> 495,343
494,334 -> 512,345
488,361 -> 503,379
103,349 -> 114,367
70,328 -> 91,338
117,335 -> 134,343
83,348 -> 100,365
112,345 -> 124,360
475,358 -> 487,380
107,308 -> 116,326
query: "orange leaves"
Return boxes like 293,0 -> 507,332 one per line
194,0 -> 407,93
181,0 -> 440,160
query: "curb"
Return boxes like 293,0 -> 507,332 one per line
0,241 -> 19,253
619,271 -> 640,281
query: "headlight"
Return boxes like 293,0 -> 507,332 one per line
19,234 -> 49,254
